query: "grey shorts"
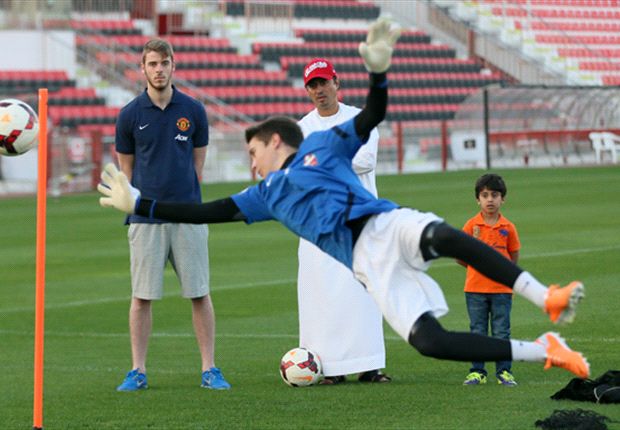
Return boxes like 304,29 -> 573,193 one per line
128,223 -> 210,300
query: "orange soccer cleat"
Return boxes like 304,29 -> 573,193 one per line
537,332 -> 590,379
544,281 -> 585,325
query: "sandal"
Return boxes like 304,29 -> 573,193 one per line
319,375 -> 346,385
358,370 -> 392,383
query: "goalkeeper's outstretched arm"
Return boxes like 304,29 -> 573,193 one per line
354,18 -> 400,141
136,197 -> 246,224
98,162 -> 245,223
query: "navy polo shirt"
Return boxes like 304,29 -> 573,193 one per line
116,85 -> 208,223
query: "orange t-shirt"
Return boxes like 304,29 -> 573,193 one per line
463,212 -> 520,294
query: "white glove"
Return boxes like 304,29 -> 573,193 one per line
358,18 -> 402,73
97,163 -> 141,214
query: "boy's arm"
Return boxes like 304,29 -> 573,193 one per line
510,250 -> 519,264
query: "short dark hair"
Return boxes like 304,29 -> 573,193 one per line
245,116 -> 304,148
142,39 -> 174,64
475,173 -> 507,198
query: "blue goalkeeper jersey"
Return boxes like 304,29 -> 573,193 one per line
231,117 -> 398,268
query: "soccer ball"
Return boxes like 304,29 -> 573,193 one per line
0,98 -> 39,156
279,347 -> 322,387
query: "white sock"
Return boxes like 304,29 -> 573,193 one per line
510,339 -> 546,362
512,271 -> 547,308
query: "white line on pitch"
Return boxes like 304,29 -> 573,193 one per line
1,244 -> 618,315
0,329 -> 617,345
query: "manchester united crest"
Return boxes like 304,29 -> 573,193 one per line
176,117 -> 190,131
473,225 -> 480,239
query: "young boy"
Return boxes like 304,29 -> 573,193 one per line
461,174 -> 520,386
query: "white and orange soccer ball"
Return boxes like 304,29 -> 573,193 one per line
0,98 -> 39,156
279,347 -> 323,387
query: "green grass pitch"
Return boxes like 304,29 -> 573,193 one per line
1,166 -> 619,429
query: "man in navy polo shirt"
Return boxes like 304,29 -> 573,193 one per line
114,38 -> 230,391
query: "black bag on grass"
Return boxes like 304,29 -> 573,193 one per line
550,370 -> 620,404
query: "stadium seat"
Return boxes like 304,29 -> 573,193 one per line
589,131 -> 620,163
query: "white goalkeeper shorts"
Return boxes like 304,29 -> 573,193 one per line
352,208 -> 449,341
128,223 -> 210,300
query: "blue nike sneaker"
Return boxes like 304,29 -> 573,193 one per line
117,368 -> 148,392
201,367 -> 231,390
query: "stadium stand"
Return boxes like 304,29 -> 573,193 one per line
256,26 -> 505,122
39,4 -> 620,143
43,6 -> 509,125
447,0 -> 620,85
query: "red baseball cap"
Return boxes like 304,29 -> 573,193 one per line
303,58 -> 337,85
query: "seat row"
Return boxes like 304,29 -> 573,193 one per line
125,69 -> 290,87
0,70 -> 69,81
43,18 -> 140,35
254,42 -> 456,62
482,0 -> 618,6
601,76 -> 620,85
491,6 -> 620,19
210,101 -> 463,122
526,20 -> 620,32
294,28 -> 431,44
182,86 -> 478,105
332,72 -> 503,89
77,35 -> 236,53
558,47 -> 620,58
222,0 -> 380,20
281,56 -> 481,75
96,51 -> 263,70
183,86 -> 308,103
48,105 -> 120,127
48,87 -> 105,106
536,34 -> 620,45
131,68 -> 499,89
341,88 -> 477,106
0,70 -> 74,91
579,61 -> 620,71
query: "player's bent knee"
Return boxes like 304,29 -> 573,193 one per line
430,223 -> 463,252
420,221 -> 469,260
407,312 -> 450,358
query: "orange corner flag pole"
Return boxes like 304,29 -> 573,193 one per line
33,88 -> 48,430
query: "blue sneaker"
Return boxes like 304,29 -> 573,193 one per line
117,368 -> 148,392
201,367 -> 231,390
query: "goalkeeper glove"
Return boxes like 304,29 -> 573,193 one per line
358,18 -> 402,73
98,163 -> 141,214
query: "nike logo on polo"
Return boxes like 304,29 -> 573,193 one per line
139,124 -> 149,130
